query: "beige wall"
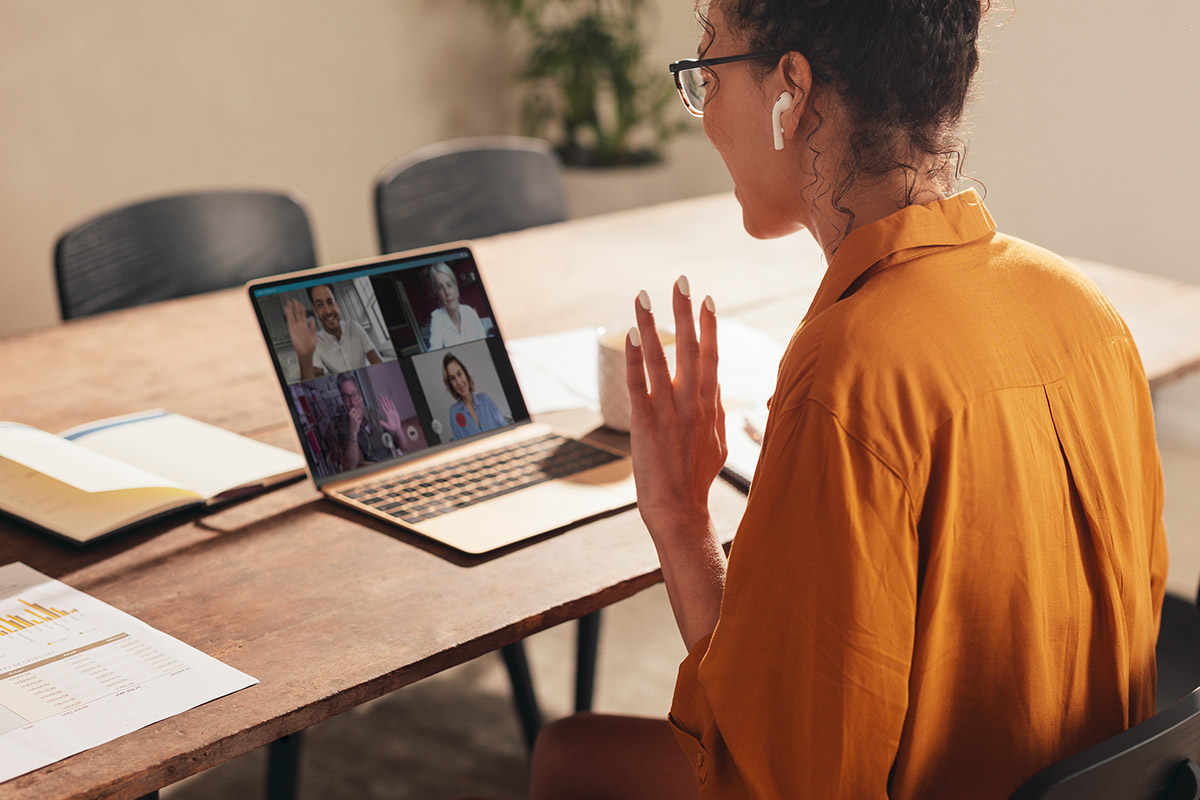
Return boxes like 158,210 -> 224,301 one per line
0,0 -> 526,335
0,0 -> 722,336
2,2 -> 1197,337
968,3 -> 1200,284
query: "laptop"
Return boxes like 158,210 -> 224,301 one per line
247,242 -> 637,554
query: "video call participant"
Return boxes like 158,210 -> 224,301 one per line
338,375 -> 405,470
427,262 -> 486,349
286,284 -> 381,380
442,353 -> 504,440
525,0 -> 1166,798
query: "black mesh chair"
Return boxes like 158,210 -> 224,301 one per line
375,136 -> 566,254
55,190 -> 317,320
375,138 -> 599,751
54,189 -> 317,800
1157,587 -> 1200,713
1009,686 -> 1200,800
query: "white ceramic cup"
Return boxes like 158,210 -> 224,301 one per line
597,325 -> 675,432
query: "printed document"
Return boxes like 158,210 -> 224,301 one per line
0,562 -> 257,783
508,319 -> 784,489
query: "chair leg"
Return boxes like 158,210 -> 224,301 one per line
574,610 -> 603,712
501,641 -> 543,751
266,730 -> 304,800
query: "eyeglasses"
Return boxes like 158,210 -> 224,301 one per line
668,51 -> 831,117
669,51 -> 786,117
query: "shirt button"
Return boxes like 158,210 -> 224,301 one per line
695,751 -> 704,768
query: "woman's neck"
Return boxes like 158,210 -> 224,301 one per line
793,99 -> 947,261
805,173 -> 946,262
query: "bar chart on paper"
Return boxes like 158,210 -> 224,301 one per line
0,562 -> 257,785
0,597 -> 78,631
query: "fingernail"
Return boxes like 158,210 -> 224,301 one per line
676,275 -> 691,297
628,326 -> 641,347
637,289 -> 651,311
704,295 -> 716,313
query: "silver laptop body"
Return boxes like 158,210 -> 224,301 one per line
247,242 -> 635,554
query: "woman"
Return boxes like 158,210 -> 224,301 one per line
427,262 -> 487,350
530,1 -> 1166,798
443,353 -> 505,439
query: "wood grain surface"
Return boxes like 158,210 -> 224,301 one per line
2,193 -> 1198,798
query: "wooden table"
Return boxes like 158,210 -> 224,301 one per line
3,193 -> 1199,799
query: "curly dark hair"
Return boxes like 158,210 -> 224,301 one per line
707,0 -> 990,230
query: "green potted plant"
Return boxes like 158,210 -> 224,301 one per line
478,0 -> 685,167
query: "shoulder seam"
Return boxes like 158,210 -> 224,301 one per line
773,397 -> 920,533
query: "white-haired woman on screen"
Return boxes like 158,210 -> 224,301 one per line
427,262 -> 486,350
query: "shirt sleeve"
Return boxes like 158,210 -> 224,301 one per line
670,400 -> 919,798
478,393 -> 504,430
348,320 -> 376,365
464,305 -> 486,340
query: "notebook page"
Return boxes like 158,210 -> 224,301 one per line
0,424 -> 184,493
60,411 -> 305,501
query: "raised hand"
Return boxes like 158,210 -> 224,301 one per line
625,276 -> 728,648
285,298 -> 317,360
627,277 -> 727,532
379,395 -> 402,438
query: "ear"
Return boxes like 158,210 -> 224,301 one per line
773,52 -> 815,145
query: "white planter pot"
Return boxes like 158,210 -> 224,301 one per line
562,136 -> 731,218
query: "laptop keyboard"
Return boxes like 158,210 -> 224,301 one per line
337,432 -> 623,524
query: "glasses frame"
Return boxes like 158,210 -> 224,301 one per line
668,50 -> 830,117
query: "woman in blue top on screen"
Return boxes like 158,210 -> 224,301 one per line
427,262 -> 487,350
443,353 -> 505,439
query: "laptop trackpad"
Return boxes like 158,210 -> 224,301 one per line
415,466 -> 636,554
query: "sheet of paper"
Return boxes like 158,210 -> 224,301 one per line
59,411 -> 306,500
0,562 -> 257,783
716,319 -> 787,488
507,328 -> 602,415
508,320 -> 786,487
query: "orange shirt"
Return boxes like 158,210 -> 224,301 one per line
669,190 -> 1167,799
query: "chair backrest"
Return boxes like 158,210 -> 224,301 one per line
55,190 -> 317,320
1009,687 -> 1200,800
374,136 -> 567,255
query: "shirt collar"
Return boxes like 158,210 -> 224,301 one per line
802,189 -> 996,324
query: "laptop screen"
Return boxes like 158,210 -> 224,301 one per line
248,245 -> 530,487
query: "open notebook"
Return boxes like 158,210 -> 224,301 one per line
0,411 -> 305,543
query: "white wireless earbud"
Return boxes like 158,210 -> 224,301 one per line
772,92 -> 794,151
